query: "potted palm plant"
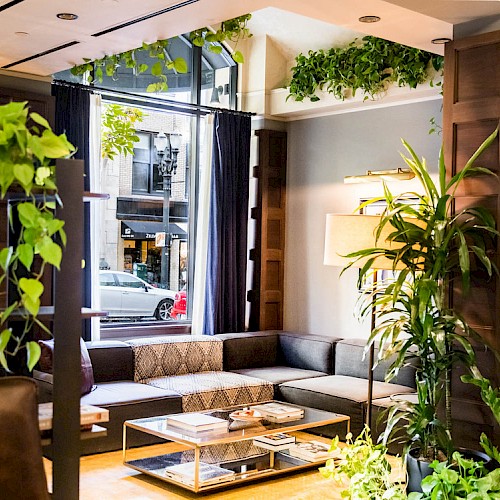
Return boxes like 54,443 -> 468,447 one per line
344,129 -> 500,492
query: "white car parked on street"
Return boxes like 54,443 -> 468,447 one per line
99,270 -> 175,320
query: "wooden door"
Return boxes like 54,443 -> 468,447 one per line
443,31 -> 500,352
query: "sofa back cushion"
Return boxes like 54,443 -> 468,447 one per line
335,338 -> 417,388
87,341 -> 134,382
38,338 -> 95,395
278,332 -> 339,374
218,332 -> 279,370
127,335 -> 223,382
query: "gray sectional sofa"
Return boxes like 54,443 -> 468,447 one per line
35,330 -> 498,456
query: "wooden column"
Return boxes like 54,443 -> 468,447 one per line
443,31 -> 500,353
248,129 -> 287,331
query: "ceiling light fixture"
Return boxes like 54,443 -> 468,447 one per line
14,31 -> 29,37
56,13 -> 78,21
344,168 -> 415,184
431,37 -> 452,45
359,15 -> 381,23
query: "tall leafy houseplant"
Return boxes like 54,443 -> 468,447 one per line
344,129 -> 500,463
0,101 -> 75,373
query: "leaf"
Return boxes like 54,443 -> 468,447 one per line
26,341 -> 41,372
13,162 -> 34,190
0,329 -> 12,351
151,61 -> 163,77
30,112 -> 50,129
16,243 -> 33,270
19,277 -> 44,300
232,51 -> 245,64
0,247 -> 13,271
173,57 -> 188,74
37,129 -> 74,158
38,238 -> 63,269
17,202 -> 40,228
209,44 -> 223,54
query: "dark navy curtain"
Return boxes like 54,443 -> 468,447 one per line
52,84 -> 92,340
203,112 -> 251,335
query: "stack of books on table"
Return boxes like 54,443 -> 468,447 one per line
253,432 -> 296,451
287,440 -> 342,462
251,402 -> 305,422
166,413 -> 228,433
38,403 -> 109,433
164,461 -> 235,487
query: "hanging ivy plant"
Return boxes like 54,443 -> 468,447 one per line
71,14 -> 252,92
190,14 -> 252,64
101,104 -> 146,160
0,101 -> 75,372
288,36 -> 444,102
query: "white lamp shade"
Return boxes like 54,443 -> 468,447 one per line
154,132 -> 169,153
169,133 -> 182,150
324,214 -> 417,270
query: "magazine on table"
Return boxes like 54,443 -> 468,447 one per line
287,440 -> 342,462
166,413 -> 228,433
251,402 -> 304,422
253,432 -> 296,451
164,461 -> 235,486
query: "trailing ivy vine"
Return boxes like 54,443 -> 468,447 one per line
288,36 -> 444,102
0,101 -> 75,372
101,104 -> 146,160
71,14 -> 252,93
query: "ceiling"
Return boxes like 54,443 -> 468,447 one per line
0,0 -> 499,77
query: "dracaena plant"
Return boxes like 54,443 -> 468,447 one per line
0,101 -> 75,373
343,128 -> 500,461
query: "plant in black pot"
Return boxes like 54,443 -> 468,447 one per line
344,129 -> 500,493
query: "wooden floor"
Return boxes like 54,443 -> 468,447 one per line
43,434 -> 405,499
43,434 -> 348,500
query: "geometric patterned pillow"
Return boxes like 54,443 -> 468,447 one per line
126,336 -> 223,381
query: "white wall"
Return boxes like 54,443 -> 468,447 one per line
284,99 -> 443,338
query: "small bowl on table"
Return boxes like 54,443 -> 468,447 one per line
229,408 -> 263,423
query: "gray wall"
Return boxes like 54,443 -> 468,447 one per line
284,98 -> 443,338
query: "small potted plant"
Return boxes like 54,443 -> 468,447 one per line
344,129 -> 500,492
320,427 -> 406,499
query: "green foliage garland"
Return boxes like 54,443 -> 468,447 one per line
101,104 -> 146,160
71,14 -> 252,92
288,36 -> 444,102
0,101 -> 75,372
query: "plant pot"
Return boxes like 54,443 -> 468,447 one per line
406,447 -> 493,493
406,448 -> 434,493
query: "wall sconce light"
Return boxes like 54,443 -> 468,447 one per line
210,85 -> 224,104
344,168 -> 415,184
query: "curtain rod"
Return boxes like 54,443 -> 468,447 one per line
51,79 -> 256,117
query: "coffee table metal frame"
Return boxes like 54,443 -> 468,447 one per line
123,401 -> 350,493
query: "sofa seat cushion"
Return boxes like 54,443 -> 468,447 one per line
142,371 -> 274,412
81,381 -> 181,407
77,381 -> 183,455
127,336 -> 223,381
231,366 -> 327,386
279,375 -> 414,439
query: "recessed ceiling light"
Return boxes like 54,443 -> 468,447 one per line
359,15 -> 381,23
56,13 -> 78,21
431,37 -> 452,45
14,31 -> 29,37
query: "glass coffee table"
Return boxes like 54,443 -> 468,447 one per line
123,401 -> 349,493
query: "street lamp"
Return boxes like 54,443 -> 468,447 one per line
154,131 -> 181,289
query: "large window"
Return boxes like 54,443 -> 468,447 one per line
54,34 -> 236,336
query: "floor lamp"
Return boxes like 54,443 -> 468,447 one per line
323,214 -> 405,429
